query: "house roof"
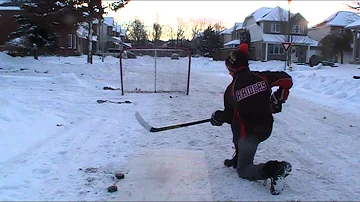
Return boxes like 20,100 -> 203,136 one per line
261,34 -> 318,46
120,28 -> 126,36
0,6 -> 20,10
345,19 -> 360,29
235,22 -> 243,30
224,39 -> 240,47
220,28 -> 232,35
220,22 -> 243,35
113,24 -> 121,32
0,0 -> 10,5
104,17 -> 114,26
247,6 -> 295,22
312,11 -> 360,28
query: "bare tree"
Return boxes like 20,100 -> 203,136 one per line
176,17 -> 186,46
163,25 -> 174,40
189,18 -> 211,40
347,1 -> 360,11
190,18 -> 202,40
199,18 -> 211,32
213,21 -> 225,32
121,21 -> 132,41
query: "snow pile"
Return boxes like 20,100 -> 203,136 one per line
0,6 -> 20,10
289,64 -> 360,114
0,97 -> 64,164
235,60 -> 360,114
53,73 -> 88,87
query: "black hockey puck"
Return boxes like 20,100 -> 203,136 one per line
107,185 -> 118,192
115,172 -> 125,179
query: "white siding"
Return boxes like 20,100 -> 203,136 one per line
337,51 -> 352,64
243,17 -> 263,42
308,26 -> 331,42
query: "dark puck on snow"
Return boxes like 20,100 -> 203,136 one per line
115,172 -> 125,179
107,185 -> 118,192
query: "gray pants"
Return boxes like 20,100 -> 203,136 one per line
235,138 -> 267,181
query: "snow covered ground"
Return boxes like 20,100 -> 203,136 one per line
0,52 -> 359,201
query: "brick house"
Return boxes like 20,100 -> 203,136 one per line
0,5 -> 99,56
54,20 -> 80,56
0,6 -> 21,51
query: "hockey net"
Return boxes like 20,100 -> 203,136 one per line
120,47 -> 191,95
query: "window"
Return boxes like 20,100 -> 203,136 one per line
339,29 -> 345,34
271,23 -> 280,33
73,35 -> 77,49
68,34 -> 72,48
268,44 -> 284,55
291,25 -> 304,34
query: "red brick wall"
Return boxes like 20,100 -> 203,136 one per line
0,9 -> 20,45
54,24 -> 79,56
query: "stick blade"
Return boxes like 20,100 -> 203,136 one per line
135,112 -> 153,132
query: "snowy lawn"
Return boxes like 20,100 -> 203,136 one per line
0,53 -> 359,201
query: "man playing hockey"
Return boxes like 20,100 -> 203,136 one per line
210,43 -> 293,195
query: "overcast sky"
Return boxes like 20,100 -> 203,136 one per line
104,0 -> 355,39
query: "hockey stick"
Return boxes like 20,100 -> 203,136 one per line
97,99 -> 131,104
135,112 -> 211,132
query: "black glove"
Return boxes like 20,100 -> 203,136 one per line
211,110 -> 224,126
271,92 -> 284,114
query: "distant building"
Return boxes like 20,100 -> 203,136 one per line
243,6 -> 318,63
308,11 -> 360,63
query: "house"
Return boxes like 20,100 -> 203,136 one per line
308,11 -> 360,63
0,6 -> 21,50
345,19 -> 360,63
212,23 -> 246,60
219,27 -> 232,47
243,6 -> 318,63
76,19 -> 100,55
55,23 -> 79,56
0,5 -> 91,56
223,22 -> 245,48
96,16 -> 129,53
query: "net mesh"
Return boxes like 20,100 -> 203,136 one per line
120,48 -> 190,94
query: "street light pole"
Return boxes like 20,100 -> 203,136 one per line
101,19 -> 105,62
287,0 -> 292,71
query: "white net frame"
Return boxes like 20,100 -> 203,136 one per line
119,47 -> 192,95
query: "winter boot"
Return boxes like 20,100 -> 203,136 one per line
224,145 -> 238,168
263,160 -> 292,195
224,152 -> 238,168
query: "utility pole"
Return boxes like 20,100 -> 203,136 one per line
287,0 -> 292,71
101,19 -> 105,62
